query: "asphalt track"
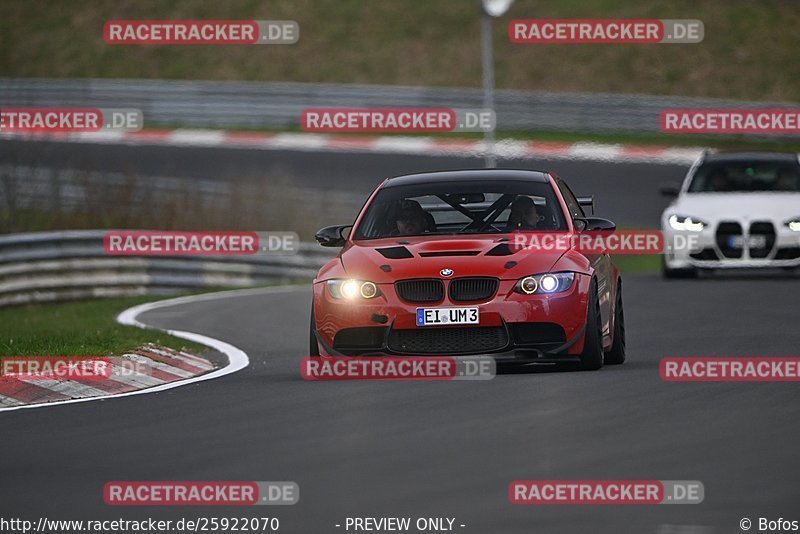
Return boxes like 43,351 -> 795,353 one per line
2,142 -> 799,533
0,139 -> 688,227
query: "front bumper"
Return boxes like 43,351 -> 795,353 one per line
662,221 -> 800,270
312,275 -> 591,363
313,320 -> 587,364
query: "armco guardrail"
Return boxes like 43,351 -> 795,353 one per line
1,78 -> 797,135
0,230 -> 336,306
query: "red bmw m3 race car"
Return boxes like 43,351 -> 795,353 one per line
311,169 -> 625,370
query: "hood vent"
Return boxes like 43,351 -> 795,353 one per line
485,243 -> 520,256
376,246 -> 414,259
418,250 -> 481,257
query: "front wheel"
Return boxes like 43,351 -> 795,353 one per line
579,280 -> 604,371
604,282 -> 626,365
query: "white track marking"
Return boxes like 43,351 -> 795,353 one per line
269,133 -> 330,149
75,131 -> 126,143
658,147 -> 706,164
567,142 -> 624,160
0,285 -> 305,413
370,136 -> 434,153
0,129 -> 704,165
491,139 -> 530,159
167,129 -> 226,145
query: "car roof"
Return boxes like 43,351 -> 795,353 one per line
702,151 -> 800,164
382,169 -> 551,188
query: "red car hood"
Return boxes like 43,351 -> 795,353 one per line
332,234 -> 570,283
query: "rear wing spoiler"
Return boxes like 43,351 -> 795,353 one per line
577,196 -> 594,215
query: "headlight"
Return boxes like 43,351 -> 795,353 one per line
514,272 -> 575,295
519,276 -> 538,294
327,279 -> 380,299
785,218 -> 800,232
668,214 -> 706,232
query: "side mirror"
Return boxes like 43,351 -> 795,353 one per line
315,225 -> 352,247
659,183 -> 681,198
573,217 -> 616,232
576,196 -> 594,215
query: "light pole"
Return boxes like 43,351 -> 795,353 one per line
480,0 -> 514,168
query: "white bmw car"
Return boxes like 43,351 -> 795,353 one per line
661,152 -> 800,277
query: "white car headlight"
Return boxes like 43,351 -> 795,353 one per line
668,214 -> 706,232
327,279 -> 380,299
785,218 -> 800,232
514,272 -> 575,295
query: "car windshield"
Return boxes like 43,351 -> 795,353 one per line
688,160 -> 800,193
353,180 -> 567,239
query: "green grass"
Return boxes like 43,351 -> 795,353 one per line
612,254 -> 661,274
1,0 -> 799,102
0,296 -> 206,357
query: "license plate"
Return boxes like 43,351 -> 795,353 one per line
416,307 -> 479,326
728,235 -> 767,249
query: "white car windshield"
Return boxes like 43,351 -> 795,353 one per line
688,160 -> 800,193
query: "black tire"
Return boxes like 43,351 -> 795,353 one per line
309,304 -> 320,357
579,279 -> 604,371
661,257 -> 697,279
604,281 -> 626,365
